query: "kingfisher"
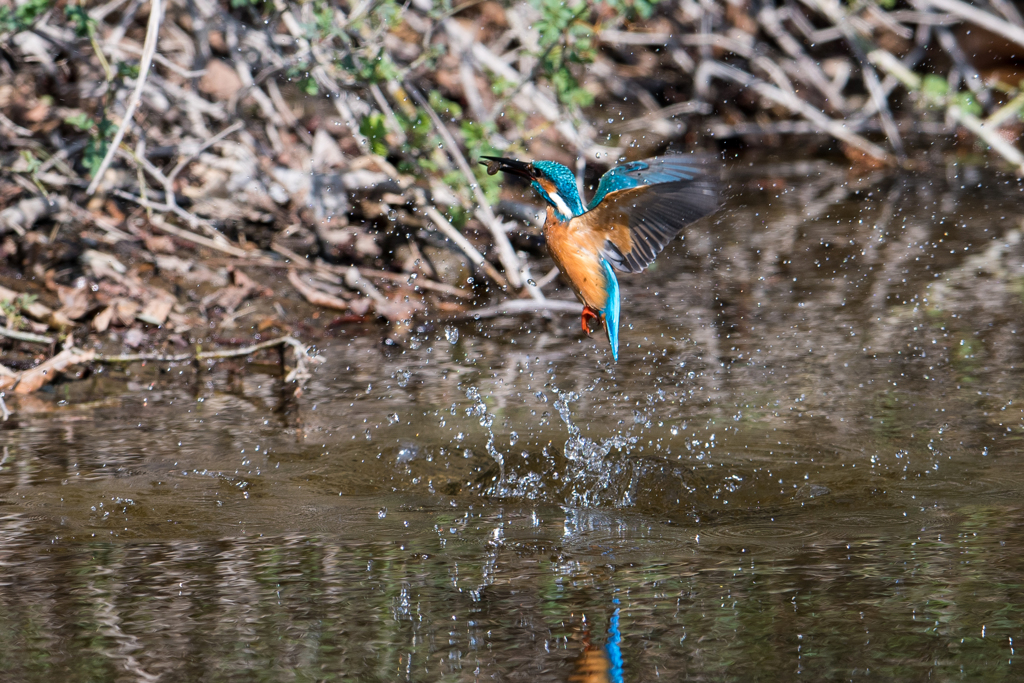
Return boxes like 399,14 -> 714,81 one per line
481,154 -> 719,361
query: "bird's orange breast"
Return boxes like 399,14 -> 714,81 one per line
543,207 -> 609,311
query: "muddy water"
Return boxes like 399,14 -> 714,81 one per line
3,162 -> 1024,681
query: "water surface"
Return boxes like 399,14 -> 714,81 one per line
3,162 -> 1024,681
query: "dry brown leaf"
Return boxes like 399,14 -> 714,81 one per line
0,363 -> 17,392
434,301 -> 467,313
23,101 -> 49,123
12,345 -> 96,394
137,298 -> 173,326
375,298 -> 423,323
199,59 -> 243,101
56,284 -> 90,320
288,268 -> 349,311
93,305 -> 115,332
114,298 -> 139,326
349,298 -> 372,316
144,234 -> 176,253
203,269 -> 259,312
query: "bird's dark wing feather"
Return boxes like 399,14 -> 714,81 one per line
578,161 -> 718,274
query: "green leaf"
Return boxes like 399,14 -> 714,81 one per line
1,0 -> 50,32
922,74 -> 948,99
359,113 -> 390,156
117,61 -> 140,79
0,7 -> 14,33
65,4 -> 94,38
597,0 -> 663,22
19,150 -> 42,175
445,205 -> 469,229
82,119 -> 116,178
286,64 -> 319,96
429,90 -> 463,120
954,91 -> 982,117
64,112 -> 94,131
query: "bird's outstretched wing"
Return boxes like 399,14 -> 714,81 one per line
577,156 -> 719,273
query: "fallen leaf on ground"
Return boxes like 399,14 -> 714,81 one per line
93,305 -> 114,332
114,298 -> 140,326
203,269 -> 259,312
137,285 -> 177,326
4,343 -> 96,394
288,269 -> 349,311
56,284 -> 90,320
123,327 -> 146,348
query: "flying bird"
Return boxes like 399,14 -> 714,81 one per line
482,154 -> 719,361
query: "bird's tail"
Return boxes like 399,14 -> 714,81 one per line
600,259 -> 620,362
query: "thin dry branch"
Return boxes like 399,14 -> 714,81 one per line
86,0 -> 162,195
404,81 -> 526,292
915,0 -> 1024,51
699,61 -> 895,164
422,206 -> 509,290
458,299 -> 581,320
92,335 -> 323,385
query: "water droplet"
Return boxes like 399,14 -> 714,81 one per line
396,369 -> 411,387
444,325 -> 459,344
387,413 -> 400,425
378,507 -> 387,519
509,431 -> 519,446
527,279 -> 536,286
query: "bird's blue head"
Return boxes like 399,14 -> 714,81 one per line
481,156 -> 585,221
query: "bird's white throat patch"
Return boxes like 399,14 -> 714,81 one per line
548,190 -> 574,220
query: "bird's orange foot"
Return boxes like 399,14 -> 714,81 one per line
581,306 -> 600,335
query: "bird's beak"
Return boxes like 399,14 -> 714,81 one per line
480,156 -> 536,179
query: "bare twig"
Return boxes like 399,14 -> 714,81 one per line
757,7 -> 850,112
936,26 -> 991,108
699,60 -> 895,164
146,213 -> 250,257
422,206 -> 509,289
988,0 -> 1024,27
165,121 -> 245,190
238,249 -> 475,300
0,111 -> 33,138
288,268 -> 349,311
985,92 -> 1024,129
0,327 -> 55,345
457,299 -> 581,320
404,80 -> 526,291
1,343 -> 96,394
948,105 -> 1024,174
92,335 -> 323,384
914,0 -> 1024,51
86,0 -> 163,194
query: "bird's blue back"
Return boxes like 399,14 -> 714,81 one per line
588,156 -> 705,210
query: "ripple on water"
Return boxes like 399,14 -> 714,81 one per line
563,534 -> 688,561
698,519 -> 826,549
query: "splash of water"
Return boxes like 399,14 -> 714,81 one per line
553,387 -> 635,508
465,386 -> 504,486
461,382 -> 679,506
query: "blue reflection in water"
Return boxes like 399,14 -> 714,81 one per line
570,597 -> 625,683
604,598 -> 624,683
